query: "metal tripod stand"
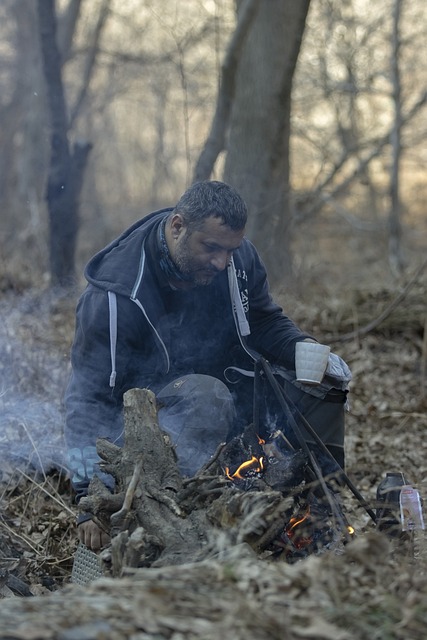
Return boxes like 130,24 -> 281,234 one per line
252,356 -> 377,529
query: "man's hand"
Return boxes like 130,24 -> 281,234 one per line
77,520 -> 110,551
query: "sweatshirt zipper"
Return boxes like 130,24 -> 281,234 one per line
130,242 -> 170,373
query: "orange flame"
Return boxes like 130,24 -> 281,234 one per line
226,455 -> 265,480
286,508 -> 311,533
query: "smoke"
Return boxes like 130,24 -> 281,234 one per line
0,289 -> 73,478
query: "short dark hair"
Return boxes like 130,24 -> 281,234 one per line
174,181 -> 247,231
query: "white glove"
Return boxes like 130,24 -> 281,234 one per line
325,352 -> 352,387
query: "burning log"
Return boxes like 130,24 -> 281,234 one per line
79,388 -> 352,576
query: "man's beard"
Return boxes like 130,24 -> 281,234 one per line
173,235 -> 219,287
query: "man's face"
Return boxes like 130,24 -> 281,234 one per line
169,215 -> 245,287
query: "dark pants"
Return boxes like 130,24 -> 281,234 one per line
157,372 -> 346,477
157,375 -> 235,476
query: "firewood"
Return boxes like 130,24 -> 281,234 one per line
79,386 -> 357,577
80,389 -> 216,572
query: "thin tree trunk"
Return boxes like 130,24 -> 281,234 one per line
37,0 -> 91,287
389,0 -> 405,275
57,0 -> 83,64
68,0 -> 111,128
193,0 -> 261,183
223,0 -> 311,287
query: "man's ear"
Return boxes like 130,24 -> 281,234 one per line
169,213 -> 186,240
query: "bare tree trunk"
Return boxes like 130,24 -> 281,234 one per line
193,0 -> 261,182
57,0 -> 84,64
0,1 -> 47,240
223,0 -> 311,287
389,0 -> 405,276
37,0 -> 91,287
68,0 -> 111,128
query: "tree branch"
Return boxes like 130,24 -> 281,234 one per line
333,255 -> 427,342
193,0 -> 261,182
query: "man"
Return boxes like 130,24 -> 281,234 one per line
65,180 -> 351,550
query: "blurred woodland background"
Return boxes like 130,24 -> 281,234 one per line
0,0 -> 426,293
1,3 -> 427,630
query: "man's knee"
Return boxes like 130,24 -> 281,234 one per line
157,374 -> 235,476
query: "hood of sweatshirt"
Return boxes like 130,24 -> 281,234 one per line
84,208 -> 171,297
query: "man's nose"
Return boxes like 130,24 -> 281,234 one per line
210,251 -> 230,272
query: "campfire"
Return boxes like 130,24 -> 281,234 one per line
217,424 -> 355,561
78,388 -> 360,578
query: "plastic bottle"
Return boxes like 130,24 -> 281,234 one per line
400,485 -> 425,531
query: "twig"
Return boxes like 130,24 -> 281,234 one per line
0,519 -> 43,555
146,487 -> 184,517
43,519 -> 53,556
274,429 -> 295,451
195,441 -> 227,477
45,555 -> 75,566
18,420 -> 47,482
18,470 -> 75,517
110,458 -> 143,532
333,255 -> 427,342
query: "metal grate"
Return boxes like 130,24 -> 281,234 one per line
71,542 -> 104,585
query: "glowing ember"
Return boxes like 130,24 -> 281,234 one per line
284,508 -> 313,550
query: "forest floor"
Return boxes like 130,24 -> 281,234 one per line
0,221 -> 426,638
